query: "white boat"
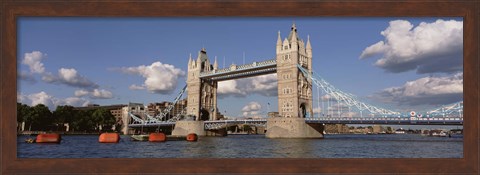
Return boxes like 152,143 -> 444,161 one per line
438,131 -> 448,137
131,134 -> 149,141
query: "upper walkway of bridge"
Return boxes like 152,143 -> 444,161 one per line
199,59 -> 277,81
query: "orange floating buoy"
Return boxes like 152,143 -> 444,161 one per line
36,133 -> 61,143
186,133 -> 198,142
99,133 -> 120,143
148,133 -> 166,142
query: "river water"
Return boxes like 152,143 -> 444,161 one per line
17,134 -> 462,158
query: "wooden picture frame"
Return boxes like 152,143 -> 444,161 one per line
1,1 -> 478,174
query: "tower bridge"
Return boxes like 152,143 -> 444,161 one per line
127,24 -> 463,138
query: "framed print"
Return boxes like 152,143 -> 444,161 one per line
1,1 -> 478,174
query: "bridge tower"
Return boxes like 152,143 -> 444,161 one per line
173,48 -> 217,136
276,23 -> 314,118
186,48 -> 218,121
267,23 -> 323,138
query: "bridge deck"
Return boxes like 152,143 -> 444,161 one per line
128,117 -> 463,129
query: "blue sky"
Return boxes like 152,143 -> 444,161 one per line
17,17 -> 463,118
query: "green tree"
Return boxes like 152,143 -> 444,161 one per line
29,104 -> 53,131
242,125 -> 253,133
71,109 -> 95,132
92,108 -> 115,132
17,103 -> 29,123
17,103 -> 32,131
386,126 -> 393,133
53,105 -> 76,131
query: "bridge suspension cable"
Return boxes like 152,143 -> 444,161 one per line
297,64 -> 401,117
425,101 -> 463,118
129,85 -> 187,125
156,84 -> 188,121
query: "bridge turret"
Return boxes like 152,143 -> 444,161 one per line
188,54 -> 193,68
287,22 -> 299,42
276,31 -> 282,53
213,56 -> 218,70
288,23 -> 300,52
306,35 -> 312,57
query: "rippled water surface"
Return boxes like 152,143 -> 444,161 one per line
18,134 -> 462,158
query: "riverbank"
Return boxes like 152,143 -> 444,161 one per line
18,131 -> 124,135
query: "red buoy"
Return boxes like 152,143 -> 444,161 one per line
99,133 -> 120,143
186,133 -> 198,142
149,133 -> 166,142
36,133 -> 61,143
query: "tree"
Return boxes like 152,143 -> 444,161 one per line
29,104 -> 53,131
17,103 -> 30,123
386,126 -> 393,133
242,125 -> 253,133
92,108 -> 115,132
71,109 -> 95,132
53,105 -> 76,131
17,103 -> 32,131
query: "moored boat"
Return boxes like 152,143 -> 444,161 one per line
131,134 -> 149,141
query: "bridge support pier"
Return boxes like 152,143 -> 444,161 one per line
266,118 -> 324,139
172,121 -> 206,136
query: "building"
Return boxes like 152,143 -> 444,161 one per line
75,104 -> 127,126
145,98 -> 188,120
325,124 -> 349,134
146,102 -> 169,117
372,125 -> 386,133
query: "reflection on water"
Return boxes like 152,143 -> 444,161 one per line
18,134 -> 462,158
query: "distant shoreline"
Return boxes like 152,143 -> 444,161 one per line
17,131 -> 123,135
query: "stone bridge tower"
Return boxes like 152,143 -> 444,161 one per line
186,48 -> 218,121
267,23 -> 323,138
276,23 -> 313,118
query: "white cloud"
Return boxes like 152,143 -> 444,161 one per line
74,89 -> 90,97
74,89 -> 114,99
62,97 -> 91,107
29,91 -> 55,108
22,51 -> 46,74
117,62 -> 185,94
129,84 -> 146,90
360,19 -> 463,74
241,101 -> 262,117
18,91 -> 90,110
91,89 -> 113,99
359,41 -> 385,59
218,74 -> 277,98
373,73 -> 463,106
217,80 -> 245,97
42,68 -> 99,89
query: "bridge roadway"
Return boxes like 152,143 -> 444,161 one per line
128,117 -> 463,130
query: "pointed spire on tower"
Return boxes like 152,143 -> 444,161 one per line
213,56 -> 218,70
276,31 -> 283,53
306,35 -> 312,58
277,31 -> 282,45
196,51 -> 201,63
306,35 -> 312,50
288,22 -> 298,43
